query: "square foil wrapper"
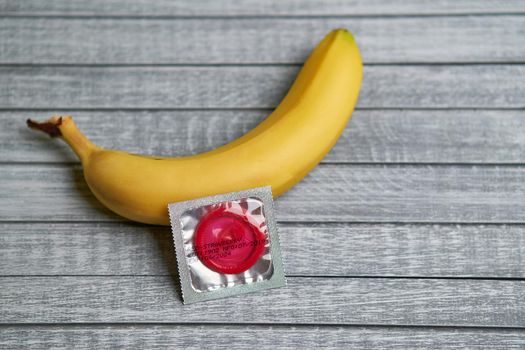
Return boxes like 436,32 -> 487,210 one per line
168,186 -> 286,304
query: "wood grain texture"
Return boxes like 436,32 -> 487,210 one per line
1,325 -> 524,350
1,222 -> 524,278
1,0 -> 524,16
1,65 -> 525,109
8,109 -> 525,164
2,17 -> 525,64
1,1 -> 525,343
1,276 -> 524,326
3,164 -> 525,223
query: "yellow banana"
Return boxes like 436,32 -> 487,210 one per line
28,29 -> 363,225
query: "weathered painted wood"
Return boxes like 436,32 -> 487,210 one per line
1,65 -> 524,108
1,0 -> 524,16
0,2 -> 523,347
8,110 -> 525,164
1,276 -> 524,326
1,325 -> 524,350
1,222 -> 524,278
3,17 -> 524,64
2,164 -> 525,223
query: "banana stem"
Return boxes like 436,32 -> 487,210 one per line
27,117 -> 63,137
27,116 -> 98,163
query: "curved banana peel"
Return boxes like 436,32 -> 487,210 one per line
28,29 -> 363,225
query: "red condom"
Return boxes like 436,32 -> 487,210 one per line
194,208 -> 267,274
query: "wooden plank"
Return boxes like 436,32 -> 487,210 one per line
2,17 -> 525,64
1,325 -> 524,350
7,109 -> 525,164
1,276 -> 523,326
3,164 -> 525,223
1,0 -> 524,16
1,65 -> 524,109
1,222 -> 524,278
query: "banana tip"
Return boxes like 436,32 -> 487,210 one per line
333,28 -> 355,42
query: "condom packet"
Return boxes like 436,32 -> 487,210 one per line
168,186 -> 286,304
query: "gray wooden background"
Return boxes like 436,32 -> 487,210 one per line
1,1 -> 525,349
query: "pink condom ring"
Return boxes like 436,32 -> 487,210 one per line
194,208 -> 267,274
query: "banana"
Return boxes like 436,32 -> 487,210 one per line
27,29 -> 363,225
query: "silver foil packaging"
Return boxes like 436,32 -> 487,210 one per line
168,187 -> 286,304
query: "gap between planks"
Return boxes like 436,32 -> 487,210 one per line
1,323 -> 525,330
